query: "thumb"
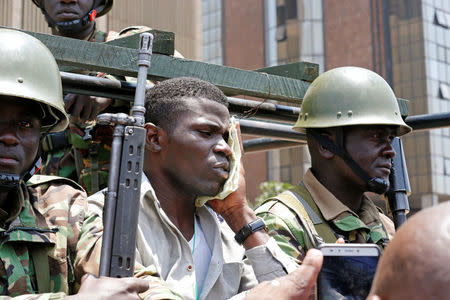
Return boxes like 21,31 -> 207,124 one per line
287,249 -> 323,290
80,273 -> 98,284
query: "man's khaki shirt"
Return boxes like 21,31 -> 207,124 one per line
256,169 -> 395,262
89,174 -> 297,300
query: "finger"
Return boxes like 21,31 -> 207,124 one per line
288,249 -> 323,288
94,97 -> 113,114
80,273 -> 98,284
64,94 -> 76,112
336,237 -> 345,244
125,278 -> 151,293
71,95 -> 84,122
207,199 -> 219,211
80,96 -> 93,123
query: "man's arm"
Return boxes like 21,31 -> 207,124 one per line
255,201 -> 309,263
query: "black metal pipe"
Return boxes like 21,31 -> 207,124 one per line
228,97 -> 300,123
239,119 -> 306,142
60,72 -> 450,132
61,71 -> 137,101
404,112 -> 450,131
243,138 -> 304,153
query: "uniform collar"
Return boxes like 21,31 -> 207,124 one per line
303,169 -> 388,243
303,168 -> 355,221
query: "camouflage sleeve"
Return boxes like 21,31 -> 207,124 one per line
255,201 -> 308,263
73,207 -> 103,283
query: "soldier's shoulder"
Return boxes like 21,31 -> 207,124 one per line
27,174 -> 84,191
255,197 -> 299,220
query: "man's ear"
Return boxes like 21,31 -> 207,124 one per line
317,130 -> 335,159
144,122 -> 165,152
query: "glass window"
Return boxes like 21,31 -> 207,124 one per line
434,10 -> 450,28
312,22 -> 323,54
277,4 -> 286,25
439,82 -> 450,99
286,0 -> 297,19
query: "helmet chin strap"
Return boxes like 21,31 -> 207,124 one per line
0,157 -> 42,193
40,7 -> 97,35
0,132 -> 45,193
309,129 -> 390,195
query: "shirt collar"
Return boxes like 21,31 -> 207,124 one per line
303,169 -> 385,231
141,172 -> 165,211
303,168 -> 356,221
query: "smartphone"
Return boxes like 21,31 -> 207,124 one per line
317,243 -> 381,300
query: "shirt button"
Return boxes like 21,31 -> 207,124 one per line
187,265 -> 193,272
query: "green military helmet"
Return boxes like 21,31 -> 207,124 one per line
0,28 -> 69,133
294,66 -> 412,136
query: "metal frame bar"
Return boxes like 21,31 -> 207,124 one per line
59,71 -> 450,153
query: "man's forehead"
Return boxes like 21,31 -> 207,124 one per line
345,124 -> 398,133
181,96 -> 229,116
1,96 -> 42,118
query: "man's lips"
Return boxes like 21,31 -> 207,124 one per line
214,161 -> 230,172
213,162 -> 230,179
55,9 -> 81,20
377,163 -> 392,175
0,156 -> 19,168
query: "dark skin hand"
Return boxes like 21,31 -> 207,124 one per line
64,94 -> 112,124
66,274 -> 149,300
245,249 -> 323,300
208,123 -> 270,249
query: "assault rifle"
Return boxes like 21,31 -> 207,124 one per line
386,137 -> 411,229
98,33 -> 153,277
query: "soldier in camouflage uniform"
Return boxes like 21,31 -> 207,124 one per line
32,1 -> 184,195
32,0 -> 125,195
0,28 -> 180,299
256,67 -> 412,263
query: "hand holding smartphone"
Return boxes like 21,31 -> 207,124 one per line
317,244 -> 381,300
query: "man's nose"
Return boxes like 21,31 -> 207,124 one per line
214,138 -> 232,157
0,126 -> 20,145
383,141 -> 396,159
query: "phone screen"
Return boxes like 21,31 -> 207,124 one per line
318,245 -> 380,300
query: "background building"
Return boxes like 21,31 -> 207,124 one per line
1,0 -> 449,210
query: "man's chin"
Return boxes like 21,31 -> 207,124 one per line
55,13 -> 80,22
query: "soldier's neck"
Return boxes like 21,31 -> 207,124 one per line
51,23 -> 96,41
313,170 -> 364,213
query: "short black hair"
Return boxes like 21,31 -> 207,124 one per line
145,77 -> 228,132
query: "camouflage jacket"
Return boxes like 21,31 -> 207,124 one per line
0,175 -> 98,299
0,175 -> 181,300
255,169 -> 394,263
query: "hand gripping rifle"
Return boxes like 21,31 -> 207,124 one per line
98,33 -> 153,277
386,137 -> 411,229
